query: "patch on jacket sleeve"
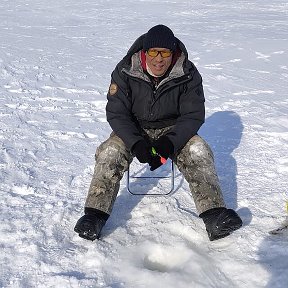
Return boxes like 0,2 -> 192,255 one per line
108,83 -> 118,96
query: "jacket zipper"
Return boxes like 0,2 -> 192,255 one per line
122,69 -> 192,118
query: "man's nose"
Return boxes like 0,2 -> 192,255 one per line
155,53 -> 163,61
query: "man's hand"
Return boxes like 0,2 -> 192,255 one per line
132,140 -> 153,163
132,140 -> 163,171
153,136 -> 174,159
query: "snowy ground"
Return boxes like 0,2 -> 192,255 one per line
0,0 -> 288,287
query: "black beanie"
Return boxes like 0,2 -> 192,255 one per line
143,25 -> 177,52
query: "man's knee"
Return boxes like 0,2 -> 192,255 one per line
95,132 -> 129,160
177,135 -> 214,164
187,135 -> 214,159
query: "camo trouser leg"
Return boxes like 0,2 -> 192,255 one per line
174,135 -> 226,214
85,130 -> 225,216
85,132 -> 133,214
84,127 -> 172,214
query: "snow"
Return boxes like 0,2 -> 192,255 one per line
0,0 -> 287,287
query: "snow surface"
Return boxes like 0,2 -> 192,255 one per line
0,0 -> 288,287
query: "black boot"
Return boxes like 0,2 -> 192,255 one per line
74,208 -> 109,241
199,207 -> 242,241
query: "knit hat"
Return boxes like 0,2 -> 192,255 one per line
143,25 -> 177,52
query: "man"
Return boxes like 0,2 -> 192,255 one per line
74,25 -> 242,241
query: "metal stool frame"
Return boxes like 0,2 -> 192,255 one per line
127,161 -> 175,196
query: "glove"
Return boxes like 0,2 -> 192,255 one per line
132,140 -> 152,163
132,140 -> 163,171
149,155 -> 163,171
152,136 -> 174,160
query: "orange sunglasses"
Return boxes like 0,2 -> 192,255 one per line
147,49 -> 172,58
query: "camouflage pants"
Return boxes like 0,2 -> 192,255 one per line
85,128 -> 225,215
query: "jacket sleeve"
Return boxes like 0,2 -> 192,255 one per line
106,65 -> 143,151
166,70 -> 205,153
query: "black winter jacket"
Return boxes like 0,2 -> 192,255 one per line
106,34 -> 205,154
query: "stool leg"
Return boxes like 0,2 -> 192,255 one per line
127,161 -> 174,195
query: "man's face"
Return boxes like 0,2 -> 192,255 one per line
145,48 -> 173,77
